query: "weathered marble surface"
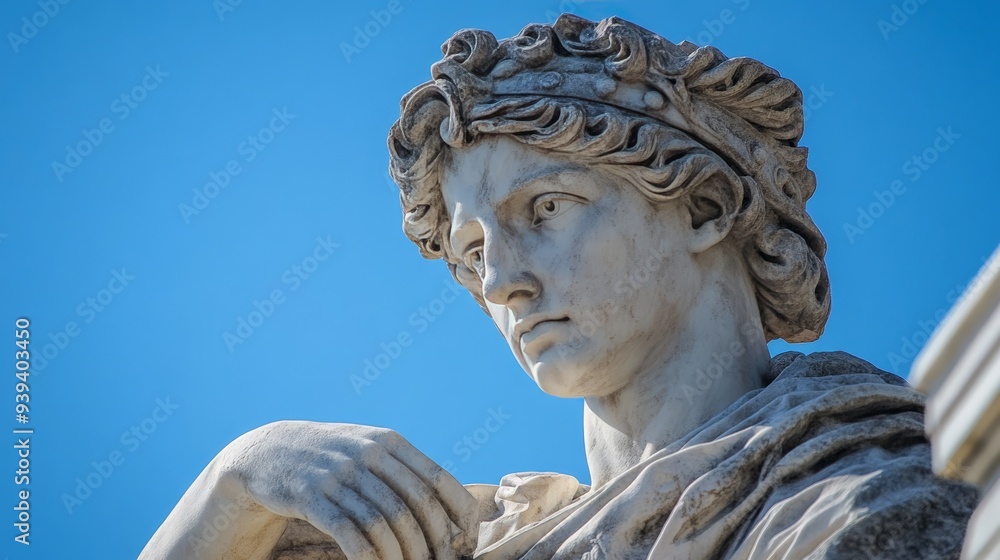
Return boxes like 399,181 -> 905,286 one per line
269,353 -> 977,559
141,14 -> 978,560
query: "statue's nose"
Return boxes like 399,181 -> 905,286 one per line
481,234 -> 541,306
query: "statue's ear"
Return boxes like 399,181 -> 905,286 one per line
682,175 -> 740,254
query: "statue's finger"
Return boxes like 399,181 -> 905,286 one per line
347,464 -> 431,560
369,450 -> 462,560
379,432 -> 479,535
326,482 -> 404,560
301,497 -> 379,560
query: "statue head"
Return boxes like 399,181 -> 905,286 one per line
387,15 -> 830,396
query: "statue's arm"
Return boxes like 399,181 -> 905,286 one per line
139,421 -> 479,560
138,449 -> 288,560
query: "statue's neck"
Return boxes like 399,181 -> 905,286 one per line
581,259 -> 771,489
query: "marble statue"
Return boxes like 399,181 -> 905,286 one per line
140,15 -> 978,560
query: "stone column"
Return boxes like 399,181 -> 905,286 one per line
910,246 -> 1000,560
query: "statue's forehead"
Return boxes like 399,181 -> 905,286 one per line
441,139 -> 593,219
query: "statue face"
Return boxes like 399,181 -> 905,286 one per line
440,137 -> 706,398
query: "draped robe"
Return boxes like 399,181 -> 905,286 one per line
272,352 -> 978,560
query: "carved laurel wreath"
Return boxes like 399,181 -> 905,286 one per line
388,14 -> 830,342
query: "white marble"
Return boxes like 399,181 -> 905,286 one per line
964,481 -> 1000,560
439,136 -> 771,490
911,245 -> 1000,560
142,14 -> 977,559
140,421 -> 478,559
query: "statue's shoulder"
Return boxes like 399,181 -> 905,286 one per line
727,350 -> 979,560
732,433 -> 978,560
764,350 -> 910,387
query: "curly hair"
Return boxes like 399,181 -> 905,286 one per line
387,14 -> 830,343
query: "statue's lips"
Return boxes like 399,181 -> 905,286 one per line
514,314 -> 569,341
519,318 -> 570,355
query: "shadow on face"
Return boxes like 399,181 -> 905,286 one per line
440,137 -> 712,398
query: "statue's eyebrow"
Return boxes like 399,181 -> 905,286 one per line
450,165 -> 590,253
493,165 -> 588,214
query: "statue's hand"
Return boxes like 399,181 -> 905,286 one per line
220,420 -> 478,560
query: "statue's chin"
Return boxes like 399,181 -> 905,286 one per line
526,358 -> 590,399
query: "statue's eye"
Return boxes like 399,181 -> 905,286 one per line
462,246 -> 485,277
532,193 -> 583,226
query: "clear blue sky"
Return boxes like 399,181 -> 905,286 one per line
1,0 -> 998,557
